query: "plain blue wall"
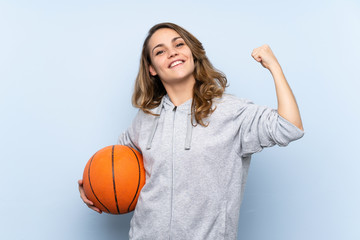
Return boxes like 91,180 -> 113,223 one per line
1,0 -> 359,239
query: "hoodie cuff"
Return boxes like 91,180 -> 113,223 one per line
276,113 -> 305,146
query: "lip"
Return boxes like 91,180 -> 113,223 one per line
168,59 -> 185,68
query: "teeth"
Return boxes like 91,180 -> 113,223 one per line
170,60 -> 183,68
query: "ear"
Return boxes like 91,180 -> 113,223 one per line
149,65 -> 157,76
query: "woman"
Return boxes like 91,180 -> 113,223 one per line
78,22 -> 305,239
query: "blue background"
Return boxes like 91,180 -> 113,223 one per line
1,0 -> 359,239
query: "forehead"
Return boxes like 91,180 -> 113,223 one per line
148,28 -> 181,47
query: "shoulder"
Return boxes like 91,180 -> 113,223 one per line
130,108 -> 148,126
207,94 -> 252,121
134,108 -> 154,121
213,93 -> 254,110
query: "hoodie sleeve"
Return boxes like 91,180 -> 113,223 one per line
234,98 -> 305,158
117,109 -> 142,154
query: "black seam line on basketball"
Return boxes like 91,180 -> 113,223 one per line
127,146 -> 141,213
112,145 -> 120,214
88,152 -> 110,213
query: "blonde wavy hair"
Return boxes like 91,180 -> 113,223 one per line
132,22 -> 228,127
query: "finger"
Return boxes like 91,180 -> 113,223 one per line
252,54 -> 261,62
80,193 -> 94,205
78,185 -> 94,205
78,183 -> 85,194
83,198 -> 94,206
78,179 -> 83,185
251,52 -> 259,60
89,205 -> 102,214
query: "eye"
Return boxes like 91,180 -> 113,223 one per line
176,42 -> 184,47
155,50 -> 164,56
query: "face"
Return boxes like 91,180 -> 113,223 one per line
148,28 -> 195,86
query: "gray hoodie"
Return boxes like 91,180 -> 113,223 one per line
118,93 -> 305,240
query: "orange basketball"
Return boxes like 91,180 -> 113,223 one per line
82,145 -> 145,214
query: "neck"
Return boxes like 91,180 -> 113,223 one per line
162,78 -> 195,107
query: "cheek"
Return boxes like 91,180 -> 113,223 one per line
152,59 -> 166,72
157,58 -> 168,69
186,50 -> 195,64
188,54 -> 195,68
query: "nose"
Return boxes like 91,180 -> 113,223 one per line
168,47 -> 178,58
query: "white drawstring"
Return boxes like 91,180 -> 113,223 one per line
184,108 -> 193,150
146,98 -> 165,150
146,96 -> 193,150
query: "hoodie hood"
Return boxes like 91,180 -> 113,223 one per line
146,94 -> 193,150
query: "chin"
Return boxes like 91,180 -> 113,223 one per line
161,75 -> 193,85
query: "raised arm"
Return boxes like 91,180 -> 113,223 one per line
251,44 -> 304,131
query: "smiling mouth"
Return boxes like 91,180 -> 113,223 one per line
169,60 -> 185,68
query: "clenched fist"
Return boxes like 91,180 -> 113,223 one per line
251,44 -> 280,71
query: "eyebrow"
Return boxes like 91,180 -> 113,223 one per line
151,37 -> 183,54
